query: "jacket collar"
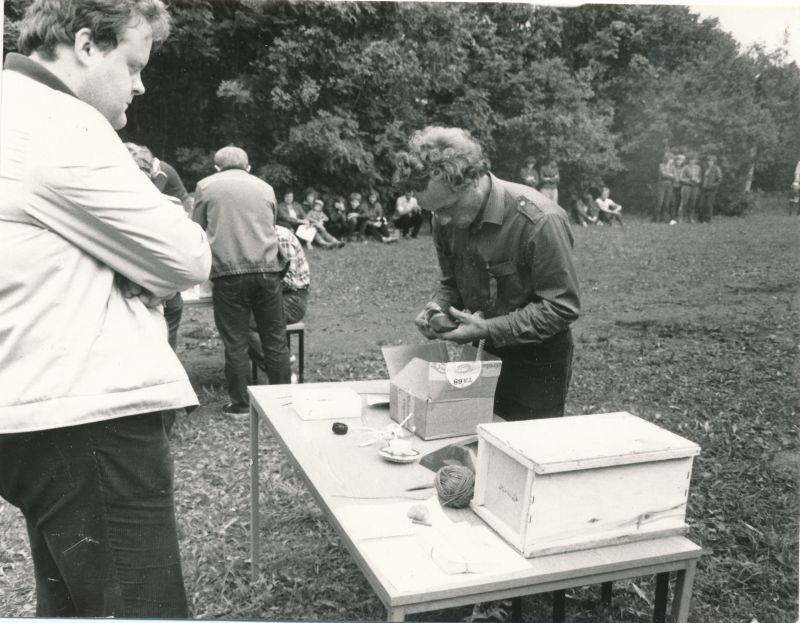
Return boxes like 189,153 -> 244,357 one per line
479,173 -> 506,227
4,52 -> 77,98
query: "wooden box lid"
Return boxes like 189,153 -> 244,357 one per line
477,412 -> 700,474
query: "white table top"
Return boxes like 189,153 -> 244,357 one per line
249,380 -> 702,610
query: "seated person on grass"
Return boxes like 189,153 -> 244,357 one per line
362,190 -> 396,243
307,198 -> 343,248
277,191 -> 310,231
325,196 -> 349,239
573,192 -> 599,227
394,189 -> 423,238
595,186 -> 624,226
346,192 -> 369,241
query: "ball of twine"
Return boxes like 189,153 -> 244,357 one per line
434,465 -> 475,508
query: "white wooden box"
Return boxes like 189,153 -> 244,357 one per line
471,412 -> 700,557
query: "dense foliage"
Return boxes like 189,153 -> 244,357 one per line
4,1 -> 799,212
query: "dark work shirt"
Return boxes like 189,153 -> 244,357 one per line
432,174 -> 580,348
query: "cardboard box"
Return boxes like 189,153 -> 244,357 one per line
471,412 -> 700,557
381,343 -> 502,440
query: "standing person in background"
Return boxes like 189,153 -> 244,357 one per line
519,155 -> 539,188
394,189 -> 423,238
539,158 -> 561,203
654,152 -> 675,223
698,154 -> 722,223
124,142 -> 190,350
792,160 -> 800,215
668,152 -> 685,225
151,155 -> 192,346
0,0 -> 211,617
193,146 -> 291,416
678,152 -> 702,223
150,155 -> 192,216
394,126 -> 580,421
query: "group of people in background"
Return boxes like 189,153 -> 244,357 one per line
522,150 -> 724,229
573,186 -> 625,227
654,151 -> 722,224
276,187 -> 424,248
117,140 -> 430,417
520,155 -> 625,228
519,155 -> 561,203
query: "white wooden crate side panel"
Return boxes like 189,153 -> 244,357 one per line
478,412 -> 699,474
522,456 -> 693,556
478,440 -> 534,545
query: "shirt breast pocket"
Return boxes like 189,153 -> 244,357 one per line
487,260 -> 524,311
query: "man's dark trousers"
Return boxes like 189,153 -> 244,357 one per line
698,187 -> 718,223
213,272 -> 291,407
488,329 -> 574,421
0,412 -> 187,617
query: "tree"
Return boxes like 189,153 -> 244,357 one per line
4,1 -> 797,211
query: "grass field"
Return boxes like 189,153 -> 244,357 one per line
1,199 -> 797,622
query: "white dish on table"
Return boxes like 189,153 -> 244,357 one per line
379,446 -> 420,464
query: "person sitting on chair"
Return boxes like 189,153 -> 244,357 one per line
248,225 -> 310,374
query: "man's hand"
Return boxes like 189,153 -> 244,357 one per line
436,308 -> 489,344
114,273 -> 173,308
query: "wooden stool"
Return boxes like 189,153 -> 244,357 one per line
251,321 -> 305,384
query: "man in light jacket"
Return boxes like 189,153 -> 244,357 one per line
193,146 -> 292,416
0,0 -> 211,617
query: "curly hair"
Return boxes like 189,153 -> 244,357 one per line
393,126 -> 490,192
18,0 -> 171,61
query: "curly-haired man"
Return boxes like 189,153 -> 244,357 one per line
394,126 -> 580,421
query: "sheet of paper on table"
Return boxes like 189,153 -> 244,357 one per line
336,503 -> 417,541
290,386 -> 363,420
337,497 -> 530,593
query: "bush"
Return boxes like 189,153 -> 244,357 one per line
717,188 -> 758,217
